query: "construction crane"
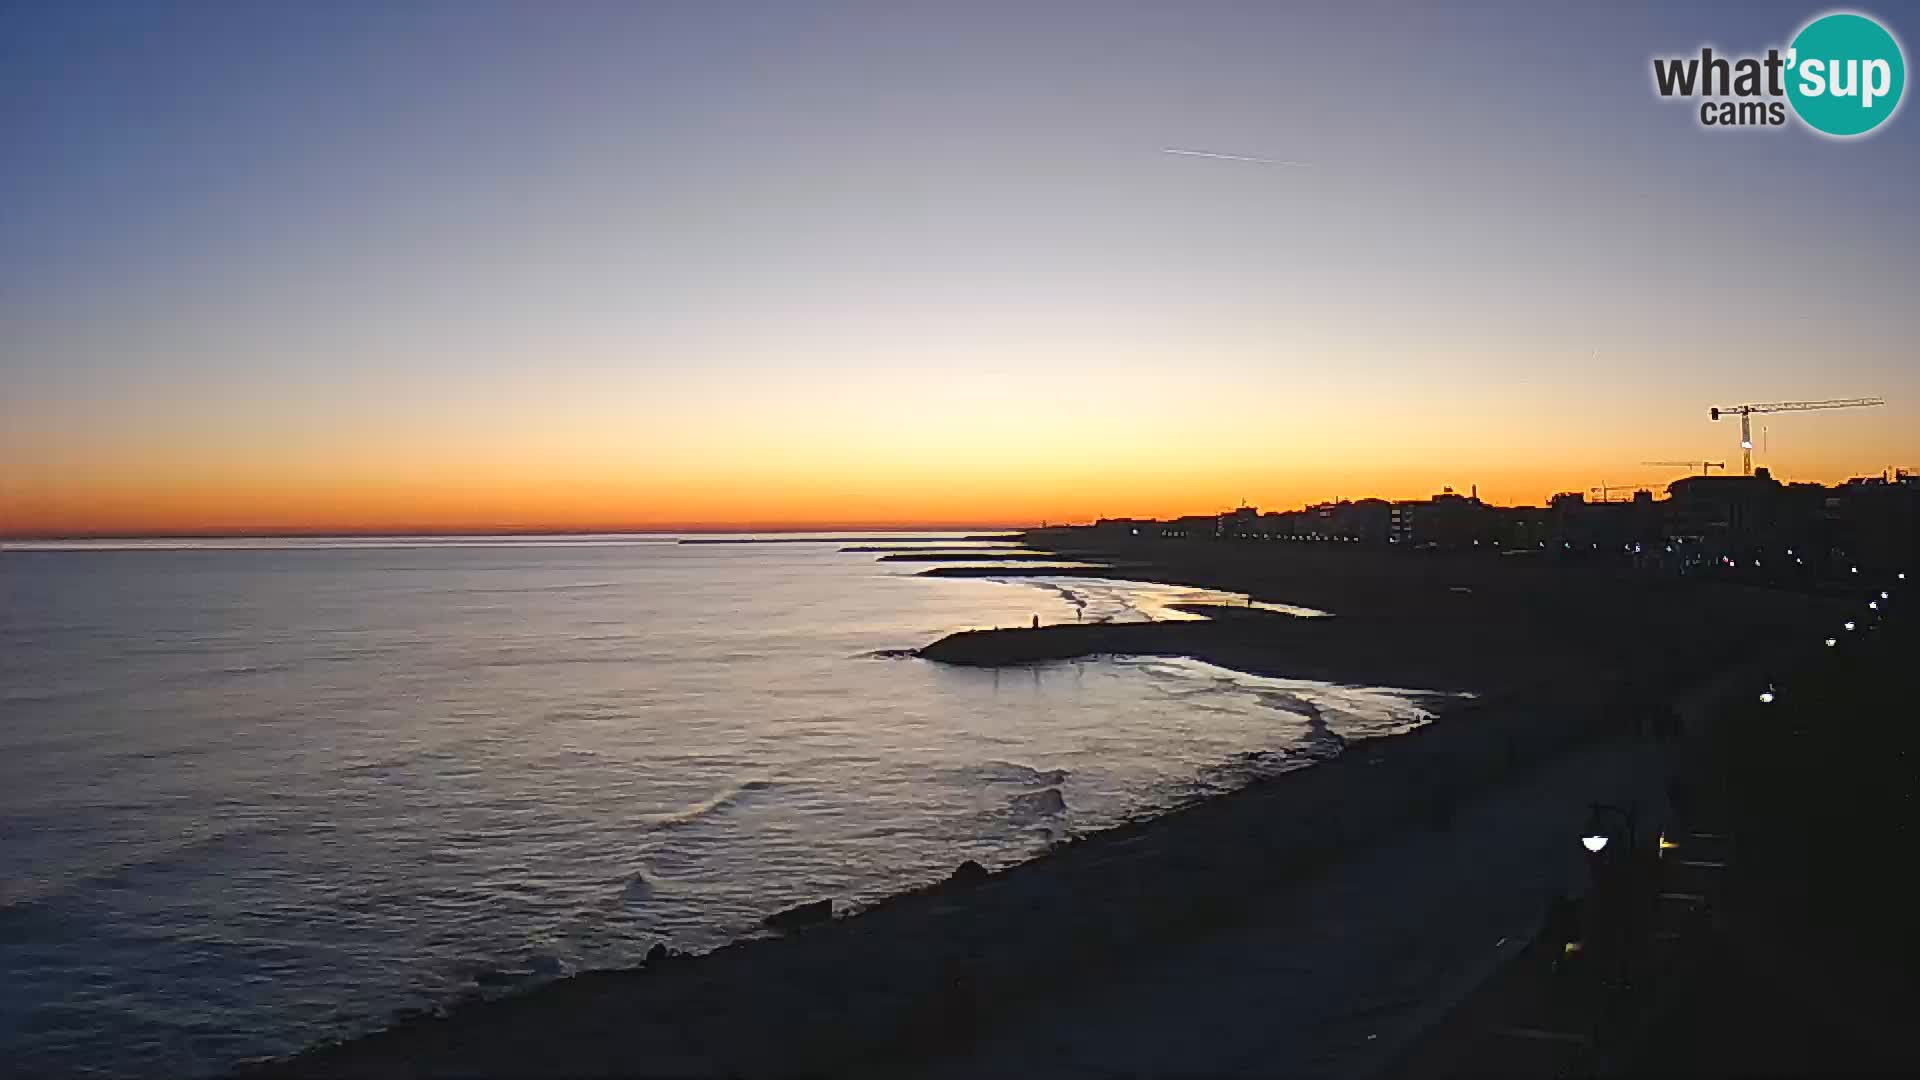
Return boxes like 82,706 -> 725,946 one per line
1590,482 -> 1658,502
1709,398 -> 1886,475
1642,460 -> 1726,476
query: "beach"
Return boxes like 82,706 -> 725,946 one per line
244,535 -> 1849,1078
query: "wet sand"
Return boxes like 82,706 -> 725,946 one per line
243,538 -> 1847,1078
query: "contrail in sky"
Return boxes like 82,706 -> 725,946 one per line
1162,147 -> 1313,167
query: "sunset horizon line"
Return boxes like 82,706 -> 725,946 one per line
0,521 -> 1034,541
4,456 -> 1905,541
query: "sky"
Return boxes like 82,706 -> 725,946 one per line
4,0 -> 1918,534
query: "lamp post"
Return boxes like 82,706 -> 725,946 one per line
1582,802 -> 1644,1035
1583,802 -> 1638,862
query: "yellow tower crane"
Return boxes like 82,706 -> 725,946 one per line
1708,398 -> 1885,475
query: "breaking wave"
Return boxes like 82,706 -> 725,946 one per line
635,780 -> 774,828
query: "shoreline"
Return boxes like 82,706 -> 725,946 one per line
248,693 -> 1560,1079
242,542 -> 1845,1078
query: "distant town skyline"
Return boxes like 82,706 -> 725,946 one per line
5,1 -> 1917,536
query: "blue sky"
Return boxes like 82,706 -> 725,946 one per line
3,1 -> 1917,530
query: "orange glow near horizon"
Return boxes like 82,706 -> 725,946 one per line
5,350 -> 1914,538
8,350 -> 1914,537
6,442 -> 1908,537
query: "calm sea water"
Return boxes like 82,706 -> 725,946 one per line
0,536 -> 1439,1078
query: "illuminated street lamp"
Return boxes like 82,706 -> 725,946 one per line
1582,803 -> 1637,860
1846,621 -> 1857,631
1759,687 -> 1776,704
1826,637 -> 1838,647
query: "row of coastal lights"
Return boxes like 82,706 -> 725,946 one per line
1717,547 -> 1865,572
1794,569 -> 1903,699
1579,568 -> 1902,861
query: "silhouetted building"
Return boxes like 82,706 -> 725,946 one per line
1552,488 -> 1664,563
1161,514 -> 1219,540
1665,468 -> 1784,557
1832,471 -> 1920,572
1067,466 -> 1913,580
1392,487 -> 1493,549
1339,498 -> 1392,545
1219,505 -> 1262,539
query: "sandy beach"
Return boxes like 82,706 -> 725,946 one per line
243,537 -> 1848,1078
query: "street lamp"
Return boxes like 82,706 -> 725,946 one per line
1582,803 -> 1637,860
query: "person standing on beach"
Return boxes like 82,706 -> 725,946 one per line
1031,614 -> 1039,629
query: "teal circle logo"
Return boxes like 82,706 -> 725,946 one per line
1786,12 -> 1906,136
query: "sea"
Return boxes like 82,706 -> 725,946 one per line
0,535 -> 1441,1078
